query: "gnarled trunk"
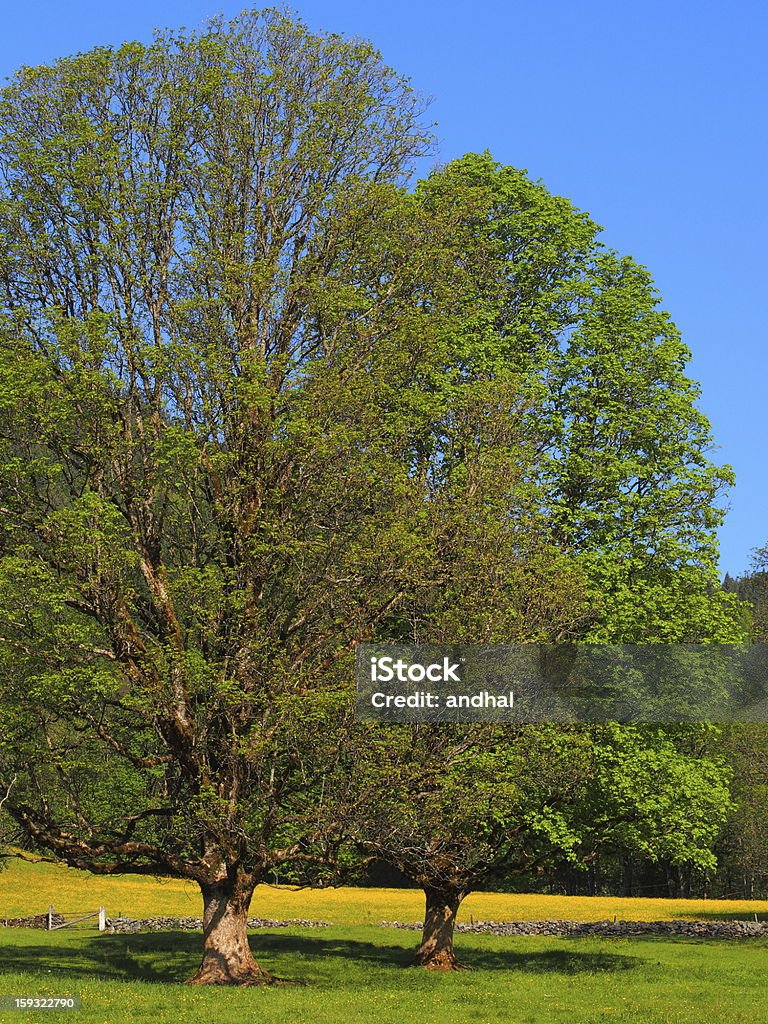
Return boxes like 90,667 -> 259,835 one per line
413,886 -> 466,970
187,874 -> 273,985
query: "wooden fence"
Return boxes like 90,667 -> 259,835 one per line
47,905 -> 106,931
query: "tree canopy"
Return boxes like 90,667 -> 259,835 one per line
0,7 -> 748,985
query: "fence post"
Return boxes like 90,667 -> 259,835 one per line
98,907 -> 106,932
47,905 -> 54,931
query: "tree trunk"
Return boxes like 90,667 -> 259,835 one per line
621,855 -> 634,897
187,875 -> 273,985
412,886 -> 466,970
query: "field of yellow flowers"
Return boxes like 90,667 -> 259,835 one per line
4,856 -> 768,925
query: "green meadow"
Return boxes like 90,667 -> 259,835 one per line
1,926 -> 767,1024
2,861 -> 768,1023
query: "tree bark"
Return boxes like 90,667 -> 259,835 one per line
187,875 -> 273,985
412,886 -> 466,970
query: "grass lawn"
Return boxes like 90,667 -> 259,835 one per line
1,925 -> 767,1024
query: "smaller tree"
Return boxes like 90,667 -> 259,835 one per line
349,725 -> 591,969
352,722 -> 730,969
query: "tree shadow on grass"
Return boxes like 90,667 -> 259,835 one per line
0,931 -> 643,985
458,946 -> 642,974
252,934 -> 643,975
0,931 -> 198,984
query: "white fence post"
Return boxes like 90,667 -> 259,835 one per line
47,905 -> 54,931
98,907 -> 106,932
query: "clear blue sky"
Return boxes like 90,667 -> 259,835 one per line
2,1 -> 765,576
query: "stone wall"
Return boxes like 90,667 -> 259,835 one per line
4,913 -> 767,938
379,918 -> 768,938
0,913 -> 330,931
103,916 -> 331,933
0,913 -> 64,928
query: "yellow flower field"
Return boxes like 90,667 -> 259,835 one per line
3,857 -> 768,926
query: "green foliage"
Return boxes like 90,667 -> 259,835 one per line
574,724 -> 731,872
724,548 -> 768,641
416,154 -> 745,643
716,722 -> 768,895
348,724 -> 594,893
348,720 -> 732,904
